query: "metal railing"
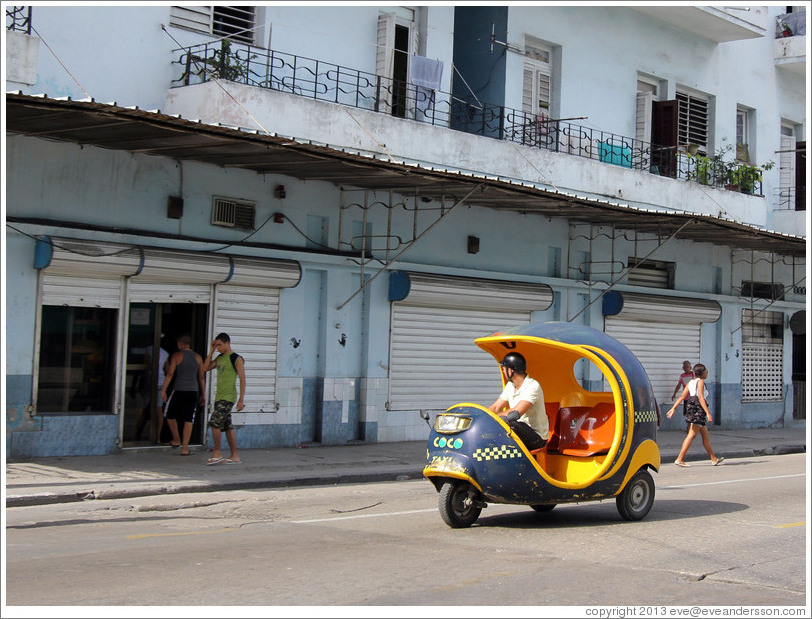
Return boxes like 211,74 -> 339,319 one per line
5,5 -> 32,34
774,186 -> 806,211
172,42 -> 762,195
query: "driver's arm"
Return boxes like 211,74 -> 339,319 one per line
488,397 -> 508,413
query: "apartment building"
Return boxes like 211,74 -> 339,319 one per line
4,5 -> 807,457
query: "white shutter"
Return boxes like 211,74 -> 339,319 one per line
741,309 -> 784,401
213,284 -> 282,413
169,6 -> 213,34
136,248 -> 232,284
388,305 -> 530,411
778,133 -> 796,208
741,344 -> 783,401
522,57 -> 551,115
41,274 -> 123,308
376,12 -> 395,78
127,281 -> 212,304
36,237 -> 141,308
636,91 -> 653,145
605,318 -> 701,410
602,291 -> 721,409
387,272 -> 553,410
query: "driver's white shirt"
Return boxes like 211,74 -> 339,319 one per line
500,376 -> 548,439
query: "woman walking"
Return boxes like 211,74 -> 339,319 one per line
666,363 -> 724,467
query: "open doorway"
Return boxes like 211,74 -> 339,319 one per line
122,303 -> 208,447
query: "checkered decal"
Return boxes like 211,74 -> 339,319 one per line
473,445 -> 523,461
635,409 -> 658,424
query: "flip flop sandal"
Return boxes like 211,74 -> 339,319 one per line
712,457 -> 724,466
674,460 -> 689,467
205,457 -> 224,466
221,458 -> 241,464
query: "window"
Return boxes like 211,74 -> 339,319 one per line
37,307 -> 117,413
736,107 -> 751,162
376,10 -> 419,118
676,91 -> 709,153
741,309 -> 783,402
741,280 -> 785,301
170,6 -> 257,44
778,123 -> 806,211
522,44 -> 552,115
635,76 -> 660,146
627,258 -> 675,289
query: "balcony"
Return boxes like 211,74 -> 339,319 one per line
5,5 -> 38,86
169,42 -> 766,197
630,6 -> 767,42
775,11 -> 806,75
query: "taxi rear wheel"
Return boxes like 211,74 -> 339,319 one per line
616,469 -> 655,521
439,481 -> 482,528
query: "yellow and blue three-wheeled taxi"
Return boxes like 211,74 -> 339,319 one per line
422,322 -> 661,528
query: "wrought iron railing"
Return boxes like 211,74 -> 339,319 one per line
172,42 -> 761,195
5,5 -> 32,34
774,186 -> 806,211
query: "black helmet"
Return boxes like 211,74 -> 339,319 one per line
500,352 -> 526,374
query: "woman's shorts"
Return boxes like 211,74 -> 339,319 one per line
684,397 -> 706,426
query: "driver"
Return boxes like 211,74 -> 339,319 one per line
487,352 -> 548,451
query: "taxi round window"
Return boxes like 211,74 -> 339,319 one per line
573,356 -> 605,391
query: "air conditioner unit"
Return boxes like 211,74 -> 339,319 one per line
212,197 -> 256,230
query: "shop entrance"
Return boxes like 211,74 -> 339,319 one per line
122,303 -> 209,447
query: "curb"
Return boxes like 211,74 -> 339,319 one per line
6,446 -> 805,508
6,467 -> 427,508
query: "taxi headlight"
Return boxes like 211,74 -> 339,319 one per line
434,415 -> 472,434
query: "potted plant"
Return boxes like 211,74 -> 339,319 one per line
685,143 -> 732,187
726,160 -> 775,195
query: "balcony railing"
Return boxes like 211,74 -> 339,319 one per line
5,5 -> 32,34
172,42 -> 762,195
774,186 -> 806,211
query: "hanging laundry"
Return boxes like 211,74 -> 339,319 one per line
410,55 -> 443,112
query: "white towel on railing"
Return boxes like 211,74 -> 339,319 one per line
410,55 -> 443,112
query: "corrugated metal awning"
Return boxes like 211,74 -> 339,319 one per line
7,92 -> 805,259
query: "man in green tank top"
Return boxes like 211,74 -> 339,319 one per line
203,332 -> 245,465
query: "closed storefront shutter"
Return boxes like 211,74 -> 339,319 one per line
603,291 -> 721,408
604,318 -> 700,406
213,284 -> 283,413
36,236 -> 142,308
387,271 -> 553,411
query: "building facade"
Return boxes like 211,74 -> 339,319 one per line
4,4 -> 807,457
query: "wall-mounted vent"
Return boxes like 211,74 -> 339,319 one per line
212,197 -> 256,230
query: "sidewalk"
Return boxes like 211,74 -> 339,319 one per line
5,427 -> 807,507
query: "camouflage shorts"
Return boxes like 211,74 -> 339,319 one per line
207,399 -> 235,431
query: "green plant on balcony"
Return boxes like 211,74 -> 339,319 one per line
685,144 -> 731,187
177,40 -> 254,84
725,160 -> 775,195
685,141 -> 774,194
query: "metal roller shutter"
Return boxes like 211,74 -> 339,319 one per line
213,284 -> 282,413
41,274 -> 124,308
387,271 -> 553,411
604,318 -> 700,408
36,236 -> 142,308
603,291 -> 721,408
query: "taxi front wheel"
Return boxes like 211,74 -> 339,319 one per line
439,481 -> 482,528
616,469 -> 655,521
